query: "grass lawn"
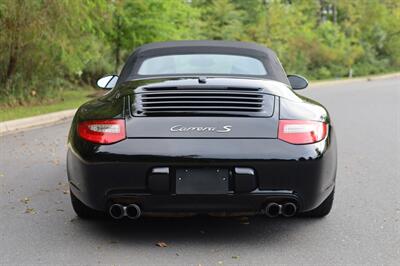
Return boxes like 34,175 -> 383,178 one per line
0,89 -> 98,122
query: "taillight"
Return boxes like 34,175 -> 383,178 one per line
278,120 -> 327,144
77,119 -> 126,144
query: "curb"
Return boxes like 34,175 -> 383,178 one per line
310,72 -> 400,87
0,109 -> 77,136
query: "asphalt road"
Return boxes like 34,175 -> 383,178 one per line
1,76 -> 399,265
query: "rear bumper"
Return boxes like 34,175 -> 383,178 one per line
107,191 -> 299,214
67,129 -> 337,213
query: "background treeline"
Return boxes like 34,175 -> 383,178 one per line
1,0 -> 399,106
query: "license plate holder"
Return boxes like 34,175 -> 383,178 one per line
175,168 -> 229,194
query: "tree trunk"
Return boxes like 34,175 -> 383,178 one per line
114,15 -> 122,73
115,42 -> 120,73
318,0 -> 326,25
5,0 -> 22,82
6,44 -> 18,81
333,0 -> 337,24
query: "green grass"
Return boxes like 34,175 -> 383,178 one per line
0,89 -> 96,122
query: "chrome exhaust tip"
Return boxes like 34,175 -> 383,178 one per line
125,204 -> 141,219
265,202 -> 281,218
109,204 -> 125,219
281,202 -> 297,217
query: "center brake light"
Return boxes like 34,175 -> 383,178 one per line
278,120 -> 327,144
78,119 -> 126,144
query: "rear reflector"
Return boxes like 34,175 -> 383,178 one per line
278,120 -> 327,144
78,119 -> 126,144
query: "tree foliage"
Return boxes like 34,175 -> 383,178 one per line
0,0 -> 399,105
0,0 -> 110,104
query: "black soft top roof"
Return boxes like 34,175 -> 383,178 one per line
134,40 -> 275,54
118,40 -> 289,85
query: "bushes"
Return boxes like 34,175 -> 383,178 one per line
0,0 -> 109,106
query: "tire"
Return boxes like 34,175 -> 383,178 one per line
70,191 -> 104,219
300,188 -> 335,217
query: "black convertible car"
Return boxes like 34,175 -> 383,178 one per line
67,41 -> 337,219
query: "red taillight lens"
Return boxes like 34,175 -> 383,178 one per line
278,120 -> 327,144
77,119 -> 126,144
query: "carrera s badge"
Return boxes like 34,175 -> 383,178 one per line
170,125 -> 232,133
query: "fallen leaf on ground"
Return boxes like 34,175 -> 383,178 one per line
156,242 -> 168,248
62,190 -> 69,195
232,256 -> 240,259
21,197 -> 30,204
56,209 -> 64,212
25,208 -> 36,214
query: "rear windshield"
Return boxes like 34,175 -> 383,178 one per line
137,54 -> 267,76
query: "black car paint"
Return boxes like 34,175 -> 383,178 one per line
67,76 -> 337,215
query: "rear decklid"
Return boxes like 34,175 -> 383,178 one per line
122,77 -> 297,138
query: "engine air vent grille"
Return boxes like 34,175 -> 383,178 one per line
132,88 -> 274,117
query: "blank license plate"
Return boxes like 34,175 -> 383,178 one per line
175,168 -> 229,194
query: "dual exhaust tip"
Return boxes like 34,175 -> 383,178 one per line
110,202 -> 296,219
265,202 -> 297,218
109,204 -> 141,219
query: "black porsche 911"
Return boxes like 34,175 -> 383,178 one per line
67,41 -> 337,219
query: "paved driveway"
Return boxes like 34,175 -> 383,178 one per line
1,76 -> 399,265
